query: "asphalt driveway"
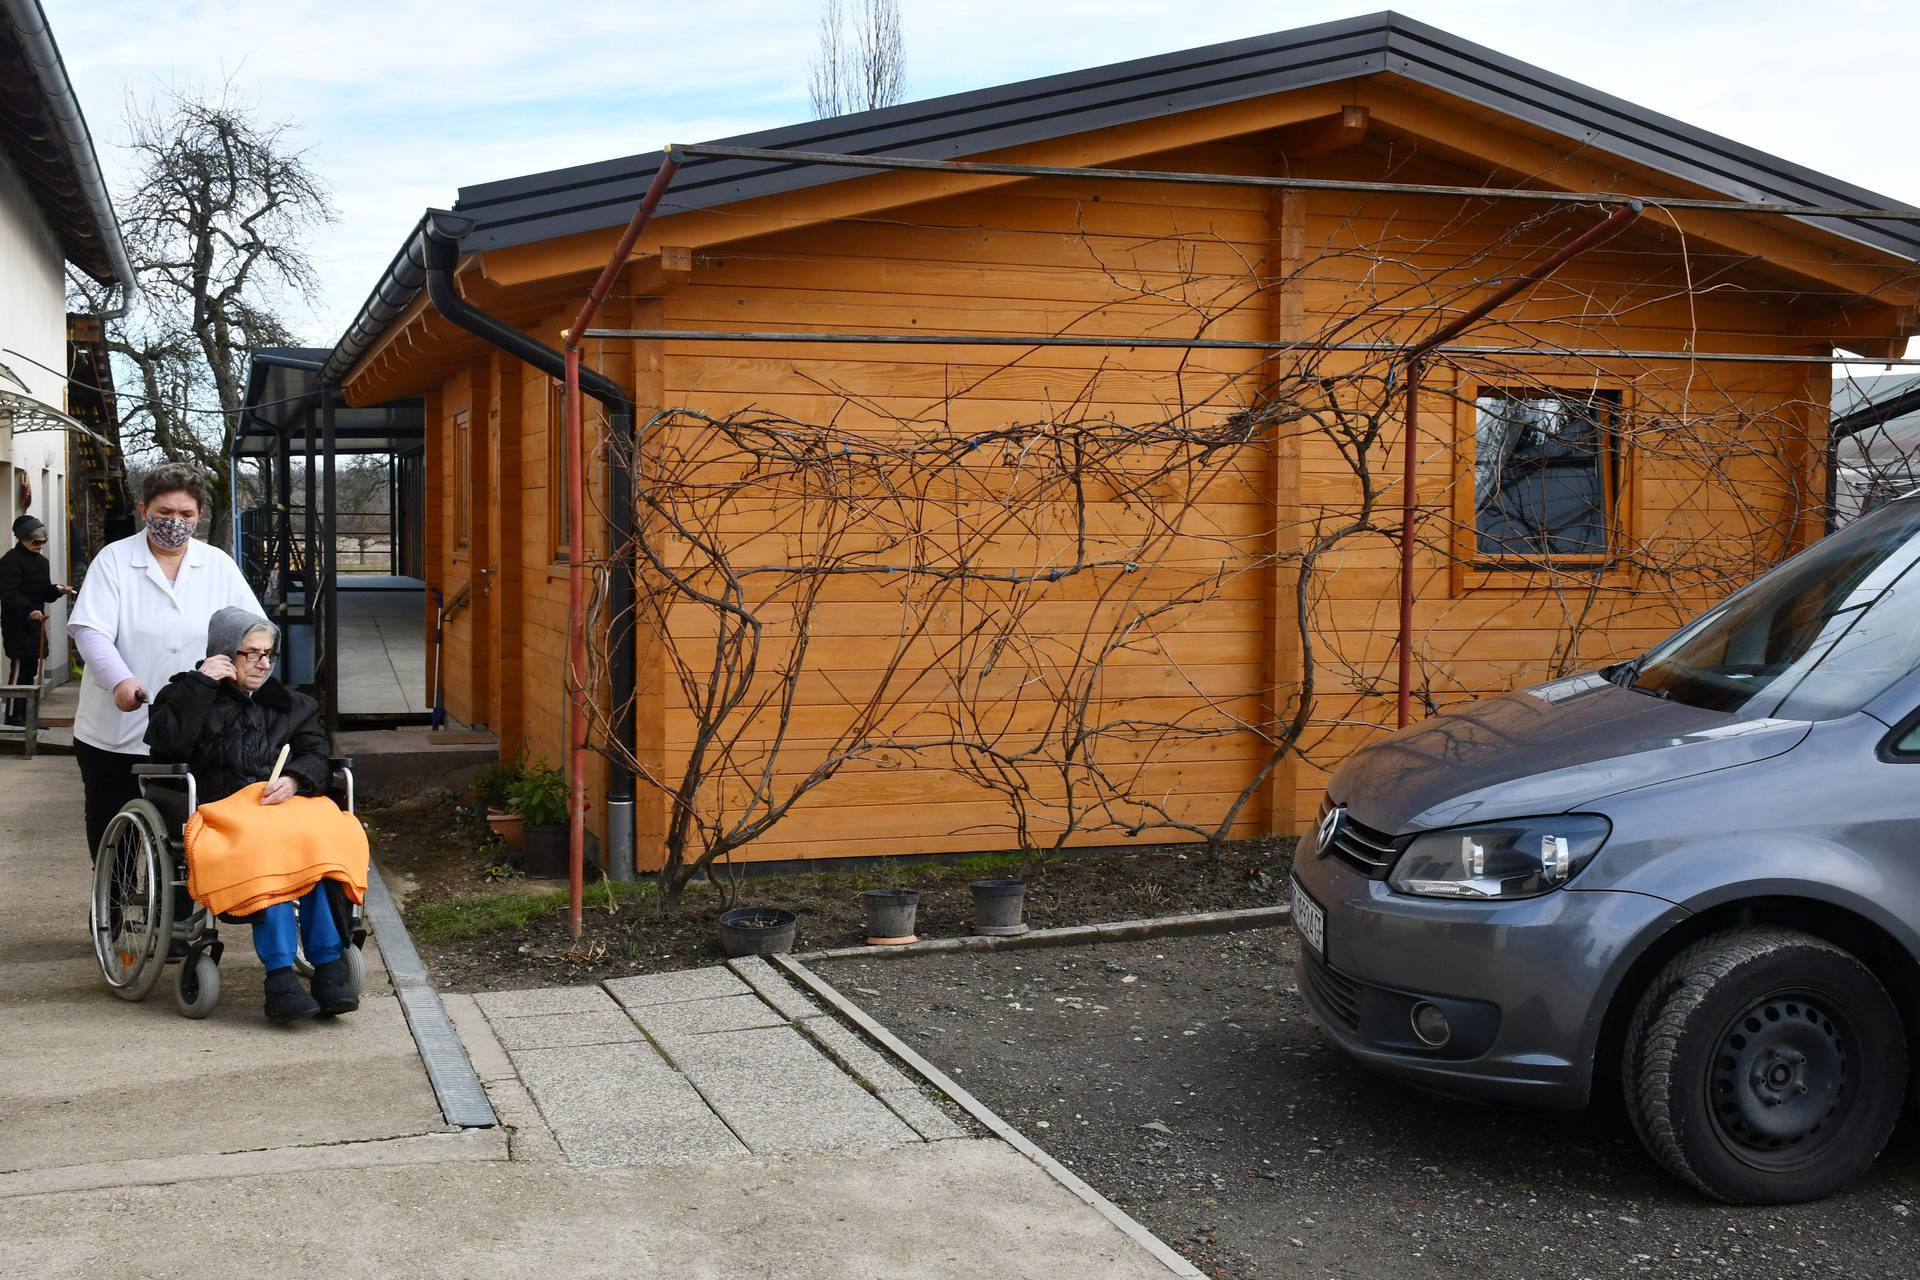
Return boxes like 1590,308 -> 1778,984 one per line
823,926 -> 1920,1279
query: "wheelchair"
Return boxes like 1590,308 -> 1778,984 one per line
89,758 -> 369,1018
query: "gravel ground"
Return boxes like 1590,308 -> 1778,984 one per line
821,927 -> 1920,1279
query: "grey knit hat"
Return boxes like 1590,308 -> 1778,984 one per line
11,515 -> 44,542
206,605 -> 277,659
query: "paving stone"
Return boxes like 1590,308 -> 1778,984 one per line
670,1026 -> 916,1155
880,1088 -> 969,1142
798,1018 -> 915,1094
474,985 -> 616,1019
512,1041 -> 747,1167
490,1009 -> 645,1051
441,993 -> 518,1084
482,1077 -> 565,1164
603,966 -> 750,1010
631,993 -> 788,1041
727,956 -> 828,1020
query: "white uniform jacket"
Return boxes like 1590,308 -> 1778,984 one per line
67,534 -> 261,755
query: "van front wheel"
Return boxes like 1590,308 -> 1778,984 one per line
1622,926 -> 1905,1204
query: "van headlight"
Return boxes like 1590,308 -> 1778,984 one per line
1387,816 -> 1611,900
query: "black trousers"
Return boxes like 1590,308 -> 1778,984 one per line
75,739 -> 144,860
3,652 -> 38,725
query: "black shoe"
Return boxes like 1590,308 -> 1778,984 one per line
264,967 -> 320,1023
309,956 -> 359,1016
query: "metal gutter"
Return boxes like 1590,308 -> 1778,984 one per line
416,211 -> 640,888
0,0 -> 134,290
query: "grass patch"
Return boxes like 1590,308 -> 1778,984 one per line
406,879 -> 658,943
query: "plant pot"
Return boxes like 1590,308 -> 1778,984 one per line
861,888 -> 919,945
970,878 -> 1029,936
485,808 -> 524,851
521,823 -> 568,878
717,906 -> 798,958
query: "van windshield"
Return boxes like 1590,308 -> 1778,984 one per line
1625,500 -> 1920,719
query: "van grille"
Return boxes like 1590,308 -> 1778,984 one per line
1301,950 -> 1360,1031
1315,799 -> 1403,880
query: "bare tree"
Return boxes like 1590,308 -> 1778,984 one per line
72,84 -> 333,538
808,0 -> 905,118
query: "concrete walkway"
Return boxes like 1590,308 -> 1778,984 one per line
0,754 -> 1180,1278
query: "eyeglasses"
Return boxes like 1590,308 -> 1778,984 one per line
26,540 -> 46,550
236,648 -> 279,664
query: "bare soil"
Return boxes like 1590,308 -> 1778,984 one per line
363,790 -> 1293,992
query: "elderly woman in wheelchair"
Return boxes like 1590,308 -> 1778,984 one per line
88,606 -> 367,1023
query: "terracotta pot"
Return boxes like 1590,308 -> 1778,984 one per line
485,808 -> 524,850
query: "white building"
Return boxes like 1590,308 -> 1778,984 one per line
0,0 -> 133,683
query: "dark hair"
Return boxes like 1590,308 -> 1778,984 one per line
139,462 -> 211,513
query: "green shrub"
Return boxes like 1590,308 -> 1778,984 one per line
507,760 -> 568,827
470,757 -> 523,811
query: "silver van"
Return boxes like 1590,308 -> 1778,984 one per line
1292,496 -> 1920,1204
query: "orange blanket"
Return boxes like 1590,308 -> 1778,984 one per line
183,783 -> 371,917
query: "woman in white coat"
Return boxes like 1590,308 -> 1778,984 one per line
67,462 -> 262,858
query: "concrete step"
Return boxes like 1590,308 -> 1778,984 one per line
334,727 -> 499,800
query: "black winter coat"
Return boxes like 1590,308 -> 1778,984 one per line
0,544 -> 60,659
145,672 -> 330,804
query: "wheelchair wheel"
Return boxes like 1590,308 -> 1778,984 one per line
345,943 -> 366,996
174,952 -> 220,1019
91,800 -> 176,1001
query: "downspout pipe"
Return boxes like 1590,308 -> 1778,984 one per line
1393,202 -> 1643,728
418,212 -> 640,892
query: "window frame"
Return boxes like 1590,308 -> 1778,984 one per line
1450,380 -> 1635,593
547,381 -> 572,564
453,408 -> 472,556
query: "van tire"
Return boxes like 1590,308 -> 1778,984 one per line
1622,926 -> 1905,1204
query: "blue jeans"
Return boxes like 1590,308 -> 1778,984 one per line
251,884 -> 343,972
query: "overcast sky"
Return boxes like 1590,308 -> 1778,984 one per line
44,0 -> 1920,347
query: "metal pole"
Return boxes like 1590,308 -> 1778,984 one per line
321,387 -> 339,738
580,328 -> 1918,367
556,155 -> 682,940
673,142 -> 1920,224
1395,203 -> 1644,728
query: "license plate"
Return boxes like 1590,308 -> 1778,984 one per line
1290,877 -> 1325,957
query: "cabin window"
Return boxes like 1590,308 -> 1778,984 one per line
453,409 -> 472,552
548,382 -> 572,563
1471,389 -> 1619,560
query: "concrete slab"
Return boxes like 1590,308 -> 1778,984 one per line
666,1025 -> 916,1155
442,993 -> 518,1084
604,965 -> 750,1009
799,1016 -> 917,1094
0,1141 -> 1177,1280
630,992 -> 789,1041
510,1041 -> 747,1167
880,1088 -> 970,1143
0,756 -> 446,1177
474,984 -> 615,1020
490,1008 -> 646,1051
728,954 -> 828,1020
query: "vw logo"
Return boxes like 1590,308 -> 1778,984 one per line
1316,804 -> 1345,858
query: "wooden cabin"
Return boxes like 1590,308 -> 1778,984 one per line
301,13 -> 1920,875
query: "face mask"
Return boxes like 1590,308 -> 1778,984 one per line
146,514 -> 195,550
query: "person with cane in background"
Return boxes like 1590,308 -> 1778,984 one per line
2,515 -> 74,727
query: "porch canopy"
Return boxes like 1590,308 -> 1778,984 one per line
234,346 -> 425,729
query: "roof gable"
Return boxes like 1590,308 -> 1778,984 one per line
451,10 -> 1920,262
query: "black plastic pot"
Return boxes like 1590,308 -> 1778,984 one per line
970,879 -> 1029,936
861,888 -> 920,944
521,823 -> 568,878
717,907 -> 798,958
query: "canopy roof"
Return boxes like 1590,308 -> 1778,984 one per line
235,348 -> 422,457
